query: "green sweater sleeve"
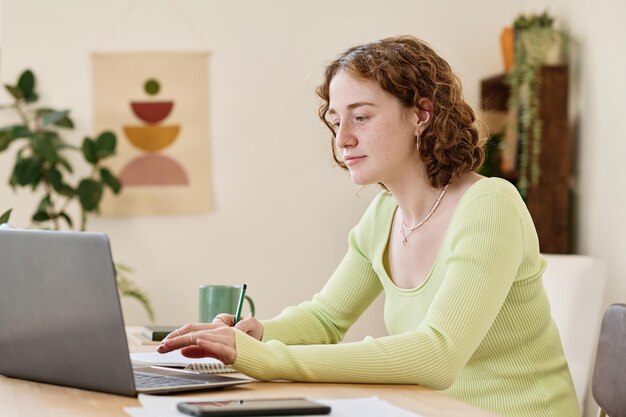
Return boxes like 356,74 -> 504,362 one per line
233,191 -> 524,390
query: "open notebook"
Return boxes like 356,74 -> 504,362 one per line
130,350 -> 236,374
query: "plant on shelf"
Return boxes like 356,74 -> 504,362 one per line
0,69 -> 154,321
476,131 -> 504,178
506,11 -> 569,197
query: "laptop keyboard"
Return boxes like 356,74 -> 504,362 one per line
134,371 -> 208,388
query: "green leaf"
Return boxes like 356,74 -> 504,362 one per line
115,267 -> 154,322
36,108 -> 53,117
4,84 -> 23,100
37,108 -> 71,128
17,70 -> 35,99
0,131 -> 12,152
100,167 -> 122,194
119,285 -> 155,322
45,167 -> 63,191
81,137 -> 97,164
77,179 -> 103,212
54,116 -> 74,128
12,158 -> 41,186
57,156 -> 74,173
33,134 -> 60,162
95,131 -> 117,158
40,110 -> 70,128
0,209 -> 12,224
23,92 -> 39,104
58,183 -> 75,198
115,263 -> 135,273
37,194 -> 52,212
50,138 -> 74,150
9,125 -> 32,139
32,211 -> 51,222
59,211 -> 73,228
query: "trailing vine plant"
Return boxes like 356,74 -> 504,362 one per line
506,11 -> 568,197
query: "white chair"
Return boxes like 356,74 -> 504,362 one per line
542,254 -> 607,412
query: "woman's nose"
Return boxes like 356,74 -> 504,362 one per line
335,124 -> 356,149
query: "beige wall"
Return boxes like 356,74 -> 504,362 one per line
1,0 -> 549,339
1,2 -> 624,414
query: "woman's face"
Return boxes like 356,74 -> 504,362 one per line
328,70 -> 425,186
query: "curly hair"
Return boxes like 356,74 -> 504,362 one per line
316,36 -> 484,188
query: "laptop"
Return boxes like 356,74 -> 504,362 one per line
0,228 -> 251,396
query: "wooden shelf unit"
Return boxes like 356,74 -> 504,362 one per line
480,65 -> 571,254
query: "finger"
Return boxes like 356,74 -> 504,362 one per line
162,323 -> 220,341
180,346 -> 223,362
234,317 -> 253,332
194,329 -> 236,362
161,327 -> 183,342
234,317 -> 263,339
180,345 -> 215,358
179,329 -> 234,359
158,326 -> 234,353
212,314 -> 235,327
196,338 -> 236,365
157,330 -> 201,353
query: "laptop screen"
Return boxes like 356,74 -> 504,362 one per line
0,229 -> 136,396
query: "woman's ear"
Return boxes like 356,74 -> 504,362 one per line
415,97 -> 434,136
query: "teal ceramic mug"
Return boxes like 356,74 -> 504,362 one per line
198,285 -> 255,323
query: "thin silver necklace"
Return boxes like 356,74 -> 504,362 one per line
400,182 -> 451,246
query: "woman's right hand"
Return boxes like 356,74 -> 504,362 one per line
212,314 -> 264,341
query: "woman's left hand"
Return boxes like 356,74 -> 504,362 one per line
156,323 -> 237,365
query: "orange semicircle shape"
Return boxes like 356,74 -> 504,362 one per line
123,125 -> 180,152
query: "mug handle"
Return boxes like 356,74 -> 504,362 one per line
244,295 -> 255,317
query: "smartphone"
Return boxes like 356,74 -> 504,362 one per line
176,398 -> 331,416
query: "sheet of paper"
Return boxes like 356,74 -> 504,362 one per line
124,394 -> 424,417
130,350 -> 226,367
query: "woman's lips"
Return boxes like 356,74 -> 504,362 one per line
344,156 -> 366,166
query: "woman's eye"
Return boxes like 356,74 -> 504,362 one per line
331,121 -> 340,129
354,115 -> 368,122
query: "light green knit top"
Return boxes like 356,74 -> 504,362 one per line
232,178 -> 580,417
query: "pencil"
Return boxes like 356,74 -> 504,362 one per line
234,284 -> 247,324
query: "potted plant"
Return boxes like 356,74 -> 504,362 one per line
0,69 -> 154,321
506,11 -> 569,197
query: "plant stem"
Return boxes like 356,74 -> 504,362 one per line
80,209 -> 87,231
42,181 -> 61,230
14,101 -> 30,129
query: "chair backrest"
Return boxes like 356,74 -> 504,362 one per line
592,304 -> 626,417
542,254 -> 607,411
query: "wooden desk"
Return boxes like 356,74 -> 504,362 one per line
0,329 -> 501,417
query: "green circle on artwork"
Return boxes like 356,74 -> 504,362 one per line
144,79 -> 160,95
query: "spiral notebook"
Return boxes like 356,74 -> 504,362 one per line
130,351 -> 236,374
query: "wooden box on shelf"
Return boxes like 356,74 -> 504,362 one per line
480,65 -> 570,254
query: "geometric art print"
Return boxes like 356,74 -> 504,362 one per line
92,52 -> 212,216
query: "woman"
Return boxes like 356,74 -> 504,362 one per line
158,36 -> 579,417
